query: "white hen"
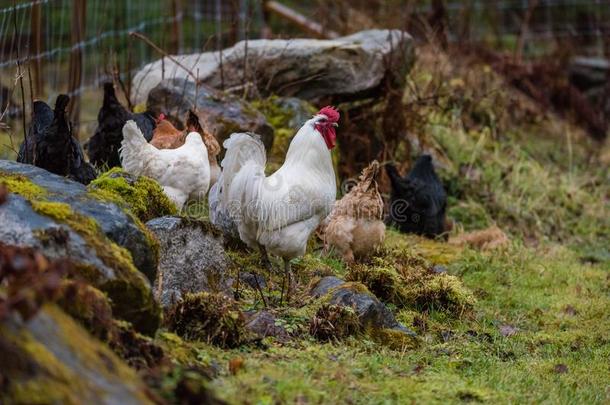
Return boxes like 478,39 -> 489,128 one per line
211,106 -> 339,301
120,120 -> 210,209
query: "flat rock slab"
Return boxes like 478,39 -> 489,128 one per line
146,216 -> 232,308
132,29 -> 414,102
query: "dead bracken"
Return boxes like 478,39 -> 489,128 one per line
165,292 -> 246,348
309,304 -> 361,341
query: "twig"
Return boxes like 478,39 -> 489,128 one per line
129,31 -> 200,83
515,0 -> 539,63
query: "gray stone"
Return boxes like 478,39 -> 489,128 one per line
310,276 -> 416,338
0,160 -> 157,281
244,310 -> 289,341
310,276 -> 346,298
132,29 -> 414,102
240,272 -> 266,290
145,79 -> 274,150
146,216 -> 232,308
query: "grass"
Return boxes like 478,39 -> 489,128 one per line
1,39 -> 608,403
156,237 -> 609,404
152,45 -> 609,404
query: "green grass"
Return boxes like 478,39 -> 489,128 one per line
156,237 -> 608,404
150,44 -> 610,404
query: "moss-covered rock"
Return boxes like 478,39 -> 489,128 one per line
166,292 -> 246,349
88,168 -> 177,222
0,161 -> 161,334
1,160 -> 160,281
347,246 -> 475,315
0,305 -> 156,404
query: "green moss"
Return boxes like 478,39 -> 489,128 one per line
30,200 -> 73,221
347,247 -> 475,315
371,328 -> 419,351
0,171 -> 47,200
88,167 -> 177,222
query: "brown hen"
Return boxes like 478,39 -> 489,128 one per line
320,160 -> 385,262
150,111 -> 221,186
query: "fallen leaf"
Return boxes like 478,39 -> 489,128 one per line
228,357 -> 244,375
554,364 -> 568,374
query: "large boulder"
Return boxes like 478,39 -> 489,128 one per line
146,216 -> 233,308
132,29 -> 414,103
0,305 -> 154,404
145,79 -> 274,150
0,161 -> 161,334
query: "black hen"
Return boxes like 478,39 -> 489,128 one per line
385,155 -> 447,238
17,95 -> 96,185
85,82 -> 156,168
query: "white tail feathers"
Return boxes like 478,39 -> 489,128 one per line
219,133 -> 266,207
120,120 -> 152,176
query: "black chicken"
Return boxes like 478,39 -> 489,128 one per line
385,155 -> 447,238
85,82 -> 156,168
17,95 -> 96,185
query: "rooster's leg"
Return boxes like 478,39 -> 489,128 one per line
259,245 -> 274,273
280,259 -> 294,305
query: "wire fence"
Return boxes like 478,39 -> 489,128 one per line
0,0 -> 607,135
0,0 -> 263,103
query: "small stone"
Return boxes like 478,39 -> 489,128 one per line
432,265 -> 447,274
240,272 -> 266,290
244,310 -> 289,341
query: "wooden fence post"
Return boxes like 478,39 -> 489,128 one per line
30,1 -> 43,98
169,0 -> 182,54
68,0 -> 86,137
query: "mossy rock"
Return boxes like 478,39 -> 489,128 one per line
88,168 -> 177,223
0,161 -> 161,334
310,277 -> 418,348
165,292 -> 246,349
0,160 -> 159,281
0,305 -> 156,404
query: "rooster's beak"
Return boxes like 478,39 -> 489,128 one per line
332,123 -> 338,127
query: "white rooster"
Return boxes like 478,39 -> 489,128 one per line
211,106 -> 340,302
120,120 -> 210,209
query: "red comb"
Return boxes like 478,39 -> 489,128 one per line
158,113 -> 166,121
318,106 -> 340,122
